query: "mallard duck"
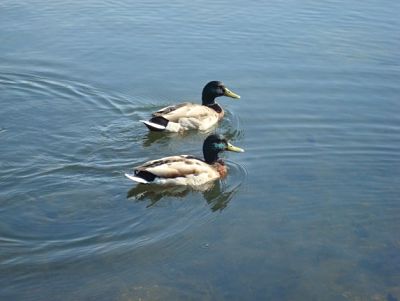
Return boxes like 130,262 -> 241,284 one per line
125,134 -> 244,186
141,81 -> 240,132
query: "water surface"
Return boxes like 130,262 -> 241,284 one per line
1,0 -> 400,300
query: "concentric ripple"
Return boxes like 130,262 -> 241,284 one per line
0,69 -> 246,266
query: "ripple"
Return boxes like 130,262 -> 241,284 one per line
0,159 -> 247,266
0,71 -> 144,115
0,69 -> 247,267
220,109 -> 245,140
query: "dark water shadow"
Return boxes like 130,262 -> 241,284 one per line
127,180 -> 239,212
141,128 -> 215,148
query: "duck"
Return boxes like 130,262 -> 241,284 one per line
140,81 -> 240,132
125,134 -> 244,186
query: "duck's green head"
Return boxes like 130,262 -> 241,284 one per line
203,134 -> 244,164
202,81 -> 240,106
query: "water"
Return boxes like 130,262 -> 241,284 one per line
1,0 -> 399,300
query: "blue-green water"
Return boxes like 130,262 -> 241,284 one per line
1,0 -> 400,300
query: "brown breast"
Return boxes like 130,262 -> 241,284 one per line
213,161 -> 227,178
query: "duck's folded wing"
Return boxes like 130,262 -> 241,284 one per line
138,155 -> 217,179
153,103 -> 214,121
153,103 -> 190,116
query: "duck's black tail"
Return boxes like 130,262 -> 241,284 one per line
140,116 -> 169,131
125,170 -> 156,184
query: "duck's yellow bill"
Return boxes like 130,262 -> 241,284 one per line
224,87 -> 240,99
226,142 -> 244,153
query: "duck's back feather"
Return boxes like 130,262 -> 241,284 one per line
153,103 -> 218,121
132,155 -> 220,185
153,103 -> 190,116
146,103 -> 223,132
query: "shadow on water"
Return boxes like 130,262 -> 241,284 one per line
140,125 -> 243,149
127,180 -> 240,212
140,126 -> 217,148
141,130 -> 204,148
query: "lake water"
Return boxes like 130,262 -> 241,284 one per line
1,0 -> 399,300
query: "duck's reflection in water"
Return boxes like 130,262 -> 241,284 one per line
141,128 -> 215,148
127,180 -> 239,212
141,131 -> 174,148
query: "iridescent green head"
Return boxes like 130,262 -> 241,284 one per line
201,81 -> 240,106
203,134 -> 244,164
